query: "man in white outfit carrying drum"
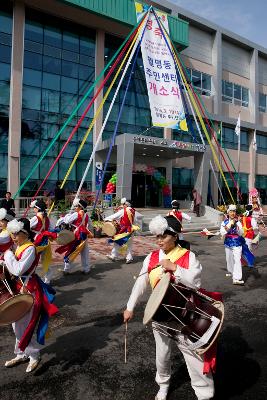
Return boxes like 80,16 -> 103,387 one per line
104,198 -> 136,264
123,215 -> 215,400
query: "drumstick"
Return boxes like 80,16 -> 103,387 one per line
124,322 -> 128,364
133,265 -> 161,280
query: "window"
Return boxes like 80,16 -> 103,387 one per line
259,93 -> 266,113
20,13 -> 96,194
186,68 -> 212,96
0,8 -> 12,194
222,126 -> 249,151
257,133 -> 267,155
172,168 -> 194,200
222,80 -> 249,107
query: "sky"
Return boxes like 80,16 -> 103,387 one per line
168,0 -> 267,49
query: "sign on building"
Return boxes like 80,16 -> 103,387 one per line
135,2 -> 188,131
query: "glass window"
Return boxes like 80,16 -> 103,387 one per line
59,158 -> 76,180
187,68 -> 211,96
62,60 -> 79,78
63,32 -> 79,52
42,72 -> 60,91
257,133 -> 267,154
23,68 -> 42,86
222,80 -> 249,107
61,76 -> 78,93
0,154 -> 7,177
42,89 -> 60,113
62,49 -> 79,62
44,26 -> 61,48
259,93 -> 266,113
43,56 -> 61,74
43,44 -> 61,59
0,81 -> 10,105
21,138 -> 40,156
24,40 -> 43,53
22,15 -> 95,187
25,21 -> 43,43
0,12 -> 12,34
20,156 -> 39,179
0,44 -> 11,63
80,36 -> 95,55
40,157 -> 58,180
23,86 -> 41,110
24,51 -> 42,70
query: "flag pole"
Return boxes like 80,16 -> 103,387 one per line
235,111 -> 241,204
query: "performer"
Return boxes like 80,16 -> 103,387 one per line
241,205 -> 259,252
220,204 -> 253,285
56,198 -> 92,275
0,208 -> 15,257
249,188 -> 263,221
30,199 -> 56,284
4,218 -> 58,373
105,198 -> 138,264
167,199 -> 191,240
123,215 -> 215,400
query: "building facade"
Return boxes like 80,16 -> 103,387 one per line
0,0 -> 266,206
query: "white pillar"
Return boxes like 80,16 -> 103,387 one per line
92,29 -> 105,192
8,1 -> 25,196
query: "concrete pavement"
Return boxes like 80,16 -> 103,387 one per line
0,232 -> 267,400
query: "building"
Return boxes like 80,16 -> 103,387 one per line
0,0 -> 266,206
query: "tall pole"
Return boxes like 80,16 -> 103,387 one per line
235,112 -> 241,204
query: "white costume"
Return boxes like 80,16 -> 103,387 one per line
104,205 -> 136,263
220,218 -> 244,282
58,210 -> 92,273
4,245 -> 40,362
126,248 -> 214,400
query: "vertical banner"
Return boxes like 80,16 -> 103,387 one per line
135,2 -> 188,130
95,161 -> 103,190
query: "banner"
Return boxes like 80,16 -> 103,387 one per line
135,2 -> 188,131
95,161 -> 103,189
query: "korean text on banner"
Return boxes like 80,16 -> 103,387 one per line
135,2 -> 187,130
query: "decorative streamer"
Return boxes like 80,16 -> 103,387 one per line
153,10 -> 235,204
25,22 -> 142,216
73,12 -> 150,204
14,18 -> 145,200
93,10 -> 150,208
48,14 -> 148,214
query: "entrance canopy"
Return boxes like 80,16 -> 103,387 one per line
96,133 -> 209,207
97,133 -> 206,159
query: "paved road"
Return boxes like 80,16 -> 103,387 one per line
1,233 -> 267,400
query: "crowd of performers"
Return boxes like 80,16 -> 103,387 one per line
0,188 -> 265,400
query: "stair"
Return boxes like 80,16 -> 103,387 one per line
137,208 -> 220,235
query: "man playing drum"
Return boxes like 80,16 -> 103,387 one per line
3,218 -> 58,373
56,198 -> 92,275
123,215 -> 214,400
105,198 -> 137,264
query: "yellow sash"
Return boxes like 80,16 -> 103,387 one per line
15,241 -> 34,258
149,246 -> 188,289
68,240 -> 86,263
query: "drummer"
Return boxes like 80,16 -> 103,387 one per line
0,208 -> 15,258
104,198 -> 137,264
56,198 -> 92,275
123,215 -> 214,400
30,199 -> 55,284
167,199 -> 191,240
4,218 -> 58,373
